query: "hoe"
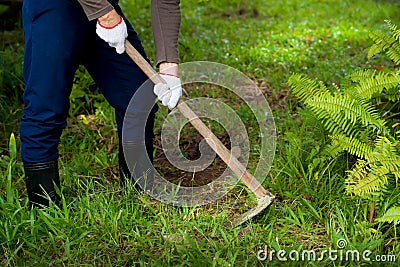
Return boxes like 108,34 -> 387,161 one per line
124,40 -> 275,227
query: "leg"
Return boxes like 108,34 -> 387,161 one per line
20,0 -> 89,206
83,3 -> 157,185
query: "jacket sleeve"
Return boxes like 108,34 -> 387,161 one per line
152,0 -> 181,66
77,0 -> 114,21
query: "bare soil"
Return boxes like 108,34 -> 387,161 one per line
153,130 -> 230,187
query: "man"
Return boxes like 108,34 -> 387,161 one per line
20,0 -> 182,207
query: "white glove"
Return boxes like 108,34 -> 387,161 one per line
96,16 -> 128,54
154,73 -> 182,109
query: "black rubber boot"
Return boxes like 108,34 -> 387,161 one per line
24,160 -> 60,208
119,140 -> 154,188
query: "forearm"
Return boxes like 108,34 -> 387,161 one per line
159,62 -> 178,76
98,8 -> 120,27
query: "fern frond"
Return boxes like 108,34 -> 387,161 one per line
354,72 -> 400,100
288,73 -> 330,102
348,69 -> 375,83
370,158 -> 400,174
344,92 -> 384,125
385,20 -> 400,41
368,20 -> 400,63
385,42 -> 400,65
368,31 -> 396,59
346,159 -> 369,182
343,136 -> 399,198
346,162 -> 389,198
376,206 -> 400,225
368,43 -> 384,60
306,92 -> 387,136
370,164 -> 390,177
367,137 -> 400,171
374,136 -> 398,154
328,134 -> 374,159
385,85 -> 400,101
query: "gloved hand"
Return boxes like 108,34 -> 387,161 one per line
96,15 -> 128,54
154,73 -> 182,109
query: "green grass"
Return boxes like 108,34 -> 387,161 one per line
1,0 -> 400,265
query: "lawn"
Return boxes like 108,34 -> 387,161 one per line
1,0 -> 400,265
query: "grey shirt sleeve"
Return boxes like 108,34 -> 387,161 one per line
77,0 -> 114,21
152,0 -> 181,66
77,0 -> 181,66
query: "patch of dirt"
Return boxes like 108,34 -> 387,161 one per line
153,129 -> 231,187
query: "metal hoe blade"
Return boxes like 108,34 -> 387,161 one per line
231,192 -> 275,227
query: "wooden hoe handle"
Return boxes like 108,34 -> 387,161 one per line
125,40 -> 267,198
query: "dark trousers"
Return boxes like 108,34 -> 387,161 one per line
20,0 -> 156,163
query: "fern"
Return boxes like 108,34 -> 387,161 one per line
306,92 -> 387,136
288,20 -> 400,226
346,163 -> 389,198
368,20 -> 400,64
376,206 -> 400,226
368,31 -> 397,60
348,69 -> 400,101
348,69 -> 375,83
386,20 -> 400,41
386,42 -> 400,65
288,73 -> 330,102
327,134 -> 374,159
385,83 -> 400,101
345,136 -> 399,200
355,72 -> 400,100
368,138 -> 400,175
